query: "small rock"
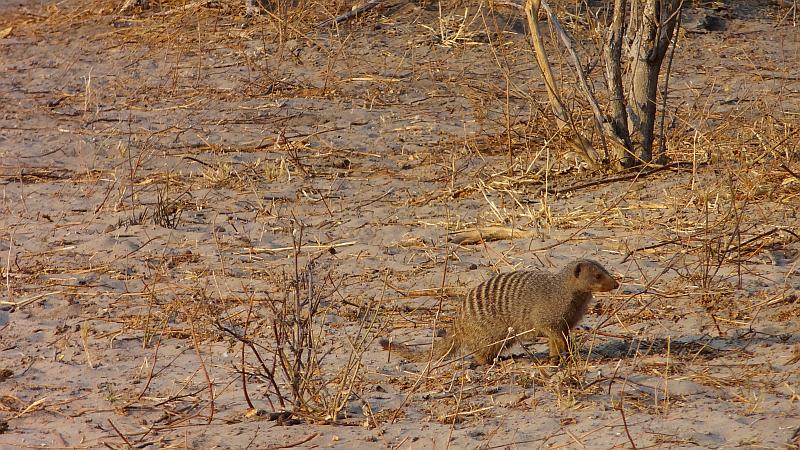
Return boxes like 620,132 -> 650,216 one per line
666,379 -> 707,396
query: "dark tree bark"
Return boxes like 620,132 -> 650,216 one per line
605,0 -> 634,169
623,0 -> 682,167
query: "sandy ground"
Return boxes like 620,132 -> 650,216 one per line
1,0 -> 799,448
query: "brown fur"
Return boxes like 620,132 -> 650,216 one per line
380,259 -> 619,364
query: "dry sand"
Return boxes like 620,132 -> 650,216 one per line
1,0 -> 798,448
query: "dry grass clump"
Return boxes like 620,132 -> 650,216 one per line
197,154 -> 301,187
92,223 -> 385,428
211,223 -> 385,423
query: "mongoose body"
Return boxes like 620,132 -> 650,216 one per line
381,259 -> 618,364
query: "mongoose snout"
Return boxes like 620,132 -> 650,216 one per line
381,259 -> 618,365
578,261 -> 619,292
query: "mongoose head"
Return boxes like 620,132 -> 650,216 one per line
570,259 -> 619,292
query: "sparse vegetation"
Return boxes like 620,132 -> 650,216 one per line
0,0 -> 797,448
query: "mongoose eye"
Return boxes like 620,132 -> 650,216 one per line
595,274 -> 602,280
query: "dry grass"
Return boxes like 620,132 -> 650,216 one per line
0,0 -> 798,448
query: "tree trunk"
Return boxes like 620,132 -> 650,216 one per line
623,0 -> 682,167
525,0 -> 682,171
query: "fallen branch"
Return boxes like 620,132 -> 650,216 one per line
3,290 -> 64,308
265,433 -> 319,450
240,241 -> 356,255
781,163 -> 800,180
385,284 -> 463,298
152,0 -> 207,16
726,227 -> 800,256
542,161 -> 701,196
448,226 -> 535,245
320,0 -> 384,27
107,419 -> 134,448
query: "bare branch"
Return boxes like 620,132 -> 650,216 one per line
605,0 -> 634,168
524,0 -> 600,168
536,0 -> 612,160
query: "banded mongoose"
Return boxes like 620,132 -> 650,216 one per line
381,259 -> 619,364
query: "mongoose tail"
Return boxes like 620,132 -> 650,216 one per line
379,336 -> 457,363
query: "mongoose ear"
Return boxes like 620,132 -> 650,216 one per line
573,262 -> 583,278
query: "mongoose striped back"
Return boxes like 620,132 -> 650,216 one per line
381,259 -> 618,364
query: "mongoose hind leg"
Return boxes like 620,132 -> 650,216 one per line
545,329 -> 569,360
473,342 -> 504,365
